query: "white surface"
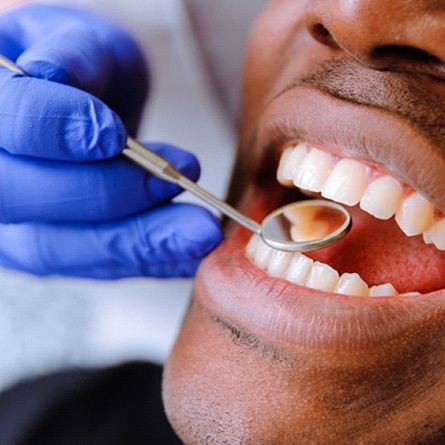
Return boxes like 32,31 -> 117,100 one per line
0,0 -> 264,390
0,270 -> 194,390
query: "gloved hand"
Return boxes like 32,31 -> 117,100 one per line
0,4 -> 222,278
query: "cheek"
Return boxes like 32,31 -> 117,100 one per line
241,1 -> 306,125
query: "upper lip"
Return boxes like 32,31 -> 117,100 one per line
254,63 -> 445,213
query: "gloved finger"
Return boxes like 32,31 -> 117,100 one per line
0,203 -> 223,279
0,142 -> 200,223
0,68 -> 126,160
16,20 -> 148,124
16,25 -> 114,98
0,4 -> 148,133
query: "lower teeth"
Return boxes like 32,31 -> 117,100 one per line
246,235 -> 420,298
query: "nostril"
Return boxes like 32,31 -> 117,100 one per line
305,3 -> 445,75
371,45 -> 442,67
310,23 -> 338,48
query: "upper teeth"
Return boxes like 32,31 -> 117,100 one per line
276,142 -> 444,249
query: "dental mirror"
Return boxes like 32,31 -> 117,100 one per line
260,200 -> 351,252
0,54 -> 352,252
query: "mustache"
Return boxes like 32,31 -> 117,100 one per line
289,58 -> 445,149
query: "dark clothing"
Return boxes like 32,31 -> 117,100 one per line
0,362 -> 182,445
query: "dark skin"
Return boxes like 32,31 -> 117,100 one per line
164,1 -> 445,443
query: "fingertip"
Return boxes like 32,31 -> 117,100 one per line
0,66 -> 126,161
64,92 -> 127,159
17,55 -> 70,84
159,204 -> 223,260
178,206 -> 224,257
93,103 -> 128,157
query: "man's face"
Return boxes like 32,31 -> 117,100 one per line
164,0 -> 445,443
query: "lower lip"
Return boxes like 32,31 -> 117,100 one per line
195,223 -> 445,351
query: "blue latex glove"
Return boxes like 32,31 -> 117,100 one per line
0,4 -> 223,278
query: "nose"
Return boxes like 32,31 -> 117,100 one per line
305,0 -> 445,73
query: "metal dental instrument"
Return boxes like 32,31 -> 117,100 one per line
0,55 -> 352,252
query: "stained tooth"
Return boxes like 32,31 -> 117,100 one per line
306,262 -> 339,292
395,192 -> 434,236
286,205 -> 334,242
360,176 -> 403,220
246,234 -> 261,259
277,143 -> 308,186
424,217 -> 445,250
369,283 -> 399,297
286,253 -> 313,285
253,240 -> 274,269
335,273 -> 369,296
321,159 -> 368,206
267,249 -> 293,277
294,148 -> 333,192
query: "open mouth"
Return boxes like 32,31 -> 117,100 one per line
245,141 -> 445,297
194,85 -> 445,351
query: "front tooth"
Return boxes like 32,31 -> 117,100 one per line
360,176 -> 403,220
306,262 -> 339,292
423,217 -> 445,250
369,283 -> 399,297
335,273 -> 369,296
267,249 -> 293,277
423,231 -> 433,245
276,147 -> 295,186
395,192 -> 434,236
253,240 -> 274,269
294,148 -> 333,192
286,253 -> 314,285
246,234 -> 261,259
277,143 -> 308,186
321,159 -> 368,206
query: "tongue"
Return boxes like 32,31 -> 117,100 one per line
306,205 -> 445,294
